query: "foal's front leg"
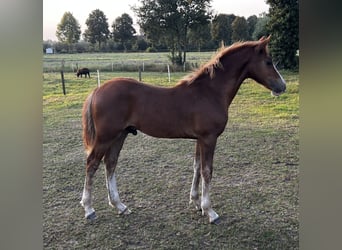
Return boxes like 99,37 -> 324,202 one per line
190,142 -> 201,210
199,137 -> 220,224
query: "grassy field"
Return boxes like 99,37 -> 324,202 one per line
43,51 -> 216,73
43,69 -> 299,249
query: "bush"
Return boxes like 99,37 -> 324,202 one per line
146,47 -> 157,53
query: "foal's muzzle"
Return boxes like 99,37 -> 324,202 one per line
270,79 -> 286,97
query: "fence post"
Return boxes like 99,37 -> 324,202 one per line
138,66 -> 142,81
61,59 -> 66,95
61,71 -> 66,95
97,70 -> 100,87
167,64 -> 171,83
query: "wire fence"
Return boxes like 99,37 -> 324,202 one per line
43,51 -> 215,73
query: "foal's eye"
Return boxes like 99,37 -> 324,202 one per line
266,60 -> 273,66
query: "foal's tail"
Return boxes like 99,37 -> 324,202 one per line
82,90 -> 96,155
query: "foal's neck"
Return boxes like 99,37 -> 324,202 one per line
214,66 -> 249,110
220,50 -> 251,108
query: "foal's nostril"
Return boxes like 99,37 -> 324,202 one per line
278,84 -> 286,94
281,83 -> 286,92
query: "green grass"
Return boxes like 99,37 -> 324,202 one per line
43,51 -> 216,72
231,71 -> 299,127
43,69 -> 299,249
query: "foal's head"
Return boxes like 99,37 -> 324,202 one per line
246,36 -> 286,96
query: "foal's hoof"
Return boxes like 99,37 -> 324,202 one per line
119,207 -> 132,215
86,211 -> 96,221
210,216 -> 221,225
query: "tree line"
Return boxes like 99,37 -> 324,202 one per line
44,0 -> 298,70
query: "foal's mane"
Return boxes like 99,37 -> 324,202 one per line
179,40 -> 261,85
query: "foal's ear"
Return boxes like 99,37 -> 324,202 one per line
256,35 -> 271,54
258,35 -> 271,42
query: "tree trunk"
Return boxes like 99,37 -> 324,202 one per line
183,50 -> 186,65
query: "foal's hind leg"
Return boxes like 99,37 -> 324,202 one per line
80,144 -> 107,220
104,132 -> 131,215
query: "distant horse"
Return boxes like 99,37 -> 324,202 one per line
80,36 -> 286,224
76,68 -> 90,78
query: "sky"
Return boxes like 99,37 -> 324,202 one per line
43,0 -> 269,41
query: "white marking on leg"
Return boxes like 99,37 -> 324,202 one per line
106,172 -> 131,215
80,178 -> 95,218
190,158 -> 201,210
201,177 -> 219,223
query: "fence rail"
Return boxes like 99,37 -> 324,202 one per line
43,51 -> 215,73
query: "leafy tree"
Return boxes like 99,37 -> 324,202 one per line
74,41 -> 92,53
266,0 -> 299,69
56,12 -> 81,52
84,9 -> 110,50
133,36 -> 149,51
133,0 -> 212,65
188,22 -> 212,51
247,15 -> 258,40
231,16 -> 249,42
53,41 -> 70,53
112,13 -> 136,52
132,0 -> 160,49
252,12 -> 269,40
211,14 -> 236,46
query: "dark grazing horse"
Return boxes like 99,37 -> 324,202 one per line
80,36 -> 286,224
76,67 -> 90,78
